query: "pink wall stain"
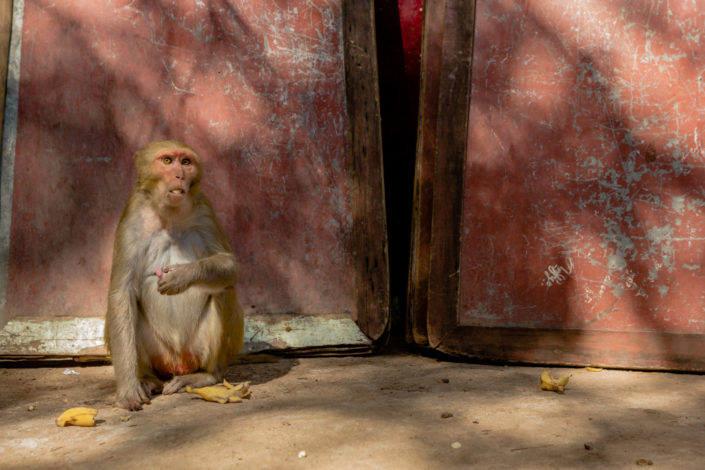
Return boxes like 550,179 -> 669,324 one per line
7,0 -> 354,320
461,0 -> 705,333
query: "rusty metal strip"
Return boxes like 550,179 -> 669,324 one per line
0,0 -> 22,328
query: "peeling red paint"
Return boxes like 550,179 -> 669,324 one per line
460,0 -> 705,333
6,1 -> 354,321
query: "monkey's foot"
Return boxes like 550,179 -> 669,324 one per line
162,372 -> 218,395
116,378 -> 161,411
116,388 -> 151,411
141,379 -> 163,395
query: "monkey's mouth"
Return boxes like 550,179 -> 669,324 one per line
166,188 -> 187,205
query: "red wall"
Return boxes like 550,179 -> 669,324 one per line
7,1 -> 356,321
461,0 -> 705,334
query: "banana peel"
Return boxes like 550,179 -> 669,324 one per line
186,380 -> 251,404
540,370 -> 571,393
56,407 -> 98,427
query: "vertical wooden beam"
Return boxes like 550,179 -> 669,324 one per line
343,0 -> 390,341
426,0 -> 476,348
407,0 -> 446,345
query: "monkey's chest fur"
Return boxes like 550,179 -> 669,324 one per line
137,228 -> 212,377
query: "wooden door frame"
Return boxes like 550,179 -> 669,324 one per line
409,0 -> 475,348
0,0 -> 389,356
410,0 -> 705,371
344,0 -> 390,343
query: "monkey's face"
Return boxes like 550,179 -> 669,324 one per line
151,150 -> 199,207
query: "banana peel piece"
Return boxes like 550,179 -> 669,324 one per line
56,407 -> 98,427
186,381 -> 251,404
540,370 -> 571,393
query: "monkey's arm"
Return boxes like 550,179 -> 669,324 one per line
158,201 -> 239,295
157,252 -> 238,295
105,211 -> 152,410
107,284 -> 151,410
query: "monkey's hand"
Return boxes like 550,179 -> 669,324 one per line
157,264 -> 193,295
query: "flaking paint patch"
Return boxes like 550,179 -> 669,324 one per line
607,253 -> 627,272
646,225 -> 675,270
0,315 -> 370,355
460,0 -> 705,333
0,317 -> 104,355
243,315 -> 369,352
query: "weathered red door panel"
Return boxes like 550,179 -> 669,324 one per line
413,0 -> 705,369
0,0 -> 388,355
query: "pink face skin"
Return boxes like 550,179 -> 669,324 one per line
152,150 -> 198,208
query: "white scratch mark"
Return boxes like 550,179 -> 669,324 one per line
161,59 -> 195,95
542,257 -> 574,287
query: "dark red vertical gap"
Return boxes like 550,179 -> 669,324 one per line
374,0 -> 423,338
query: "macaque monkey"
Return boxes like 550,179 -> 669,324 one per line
105,140 -> 244,411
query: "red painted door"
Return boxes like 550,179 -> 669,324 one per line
0,0 -> 387,356
412,0 -> 705,370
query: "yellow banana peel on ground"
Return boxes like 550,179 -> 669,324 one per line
186,380 -> 251,404
540,370 -> 571,393
56,407 -> 98,427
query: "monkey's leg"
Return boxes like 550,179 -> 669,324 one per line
162,298 -> 228,395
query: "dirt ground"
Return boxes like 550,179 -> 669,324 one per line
1,351 -> 705,470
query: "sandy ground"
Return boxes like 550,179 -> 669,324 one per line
1,351 -> 705,469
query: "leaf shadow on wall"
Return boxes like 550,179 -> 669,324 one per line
459,0 -> 705,366
7,1 -> 357,330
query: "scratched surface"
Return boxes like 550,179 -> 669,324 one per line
460,0 -> 705,333
6,1 -> 354,321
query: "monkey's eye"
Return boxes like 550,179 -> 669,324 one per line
182,158 -> 192,166
162,157 -> 173,165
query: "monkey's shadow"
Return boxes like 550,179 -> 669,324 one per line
224,354 -> 298,386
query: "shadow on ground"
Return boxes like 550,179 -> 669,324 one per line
1,353 -> 704,469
